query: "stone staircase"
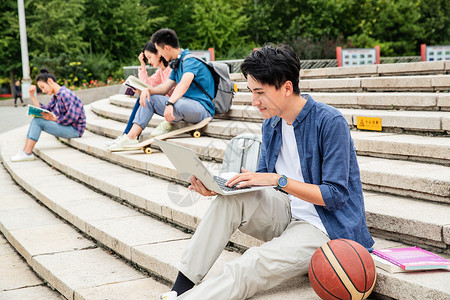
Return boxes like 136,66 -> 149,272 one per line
1,60 -> 450,300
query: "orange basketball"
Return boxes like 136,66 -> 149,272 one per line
308,239 -> 377,300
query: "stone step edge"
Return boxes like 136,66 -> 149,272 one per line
229,61 -> 450,81
0,164 -> 169,300
87,104 -> 450,167
0,232 -> 63,299
83,109 -> 450,204
111,92 -> 450,112
228,92 -> 450,111
88,101 -> 263,139
2,136 -> 449,300
235,75 -> 450,92
27,126 -> 450,250
0,163 -> 387,300
94,97 -> 450,135
0,133 -> 246,289
0,134 -> 326,300
59,133 -> 450,250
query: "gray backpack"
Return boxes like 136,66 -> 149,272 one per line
182,54 -> 235,114
221,133 -> 262,173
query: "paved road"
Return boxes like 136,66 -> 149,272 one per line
0,106 -> 30,134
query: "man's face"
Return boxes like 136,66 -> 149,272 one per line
247,75 -> 285,119
155,43 -> 170,62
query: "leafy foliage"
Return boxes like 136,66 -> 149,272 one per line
1,0 -> 449,83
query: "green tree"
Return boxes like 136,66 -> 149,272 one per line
25,0 -> 88,57
82,0 -> 161,64
0,0 -> 22,91
189,0 -> 250,57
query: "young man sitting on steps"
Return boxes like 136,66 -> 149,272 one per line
107,28 -> 215,151
159,45 -> 374,300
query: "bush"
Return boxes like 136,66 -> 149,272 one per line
290,35 -> 344,60
31,53 -> 119,88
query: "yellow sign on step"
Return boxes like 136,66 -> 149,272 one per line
356,116 -> 382,131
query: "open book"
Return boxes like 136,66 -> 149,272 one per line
123,75 -> 152,91
372,247 -> 450,272
27,105 -> 51,118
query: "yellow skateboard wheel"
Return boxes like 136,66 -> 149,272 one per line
192,131 -> 201,138
143,146 -> 152,154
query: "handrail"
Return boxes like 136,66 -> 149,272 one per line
218,56 -> 422,72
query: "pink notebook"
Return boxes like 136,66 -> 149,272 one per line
372,247 -> 450,271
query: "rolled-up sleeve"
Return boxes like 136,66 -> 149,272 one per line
318,116 -> 351,211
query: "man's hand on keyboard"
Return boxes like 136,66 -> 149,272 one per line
226,168 -> 278,189
189,175 -> 218,197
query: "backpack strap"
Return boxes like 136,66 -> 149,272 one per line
240,134 -> 262,172
181,54 -> 214,100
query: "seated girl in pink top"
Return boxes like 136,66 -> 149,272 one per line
107,42 -> 173,147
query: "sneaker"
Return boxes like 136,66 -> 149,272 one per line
106,134 -> 139,152
105,135 -> 123,147
11,151 -> 36,162
159,291 -> 177,300
151,121 -> 178,137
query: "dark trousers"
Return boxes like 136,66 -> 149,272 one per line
14,95 -> 24,105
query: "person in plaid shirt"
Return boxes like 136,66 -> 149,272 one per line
10,68 -> 86,162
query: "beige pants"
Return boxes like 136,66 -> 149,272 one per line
177,188 -> 330,300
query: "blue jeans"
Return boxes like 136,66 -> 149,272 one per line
124,98 -> 140,134
27,118 -> 80,142
133,95 -> 213,129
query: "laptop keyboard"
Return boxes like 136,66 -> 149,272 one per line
213,176 -> 250,192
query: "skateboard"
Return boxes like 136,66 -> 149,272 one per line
124,117 -> 212,154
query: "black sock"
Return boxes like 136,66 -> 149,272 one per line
172,272 -> 195,296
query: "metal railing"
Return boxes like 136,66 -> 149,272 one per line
123,56 -> 422,76
219,56 -> 422,73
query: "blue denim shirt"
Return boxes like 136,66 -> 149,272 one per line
257,94 -> 374,248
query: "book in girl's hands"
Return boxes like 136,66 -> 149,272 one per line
27,105 -> 51,118
123,75 -> 152,91
372,247 -> 450,271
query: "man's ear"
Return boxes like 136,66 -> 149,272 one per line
284,80 -> 293,96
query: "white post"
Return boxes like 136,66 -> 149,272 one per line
18,0 -> 31,100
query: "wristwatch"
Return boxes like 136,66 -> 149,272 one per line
165,101 -> 174,107
276,175 -> 288,190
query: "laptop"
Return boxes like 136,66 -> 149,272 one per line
154,139 -> 274,195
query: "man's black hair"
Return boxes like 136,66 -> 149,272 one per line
143,41 -> 169,67
240,44 -> 301,95
151,28 -> 179,49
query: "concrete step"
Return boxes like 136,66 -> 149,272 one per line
9,124 -> 449,252
234,92 -> 450,111
1,128 -> 450,299
0,163 -> 169,300
0,232 -> 64,299
87,104 -> 450,166
91,98 -> 263,138
230,61 -> 450,81
84,105 -> 450,203
0,131 -> 327,300
235,75 -> 450,92
105,95 -> 450,134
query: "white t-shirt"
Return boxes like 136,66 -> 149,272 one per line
274,119 -> 327,234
